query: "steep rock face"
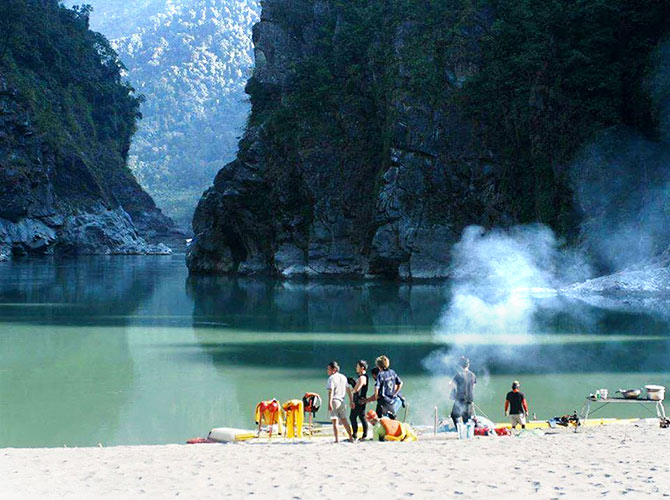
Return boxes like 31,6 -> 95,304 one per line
0,74 -> 173,258
0,1 -> 180,259
188,0 -> 670,279
188,0 -> 506,278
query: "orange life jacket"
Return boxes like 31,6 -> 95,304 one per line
302,393 -> 322,414
380,417 -> 403,438
255,399 -> 284,436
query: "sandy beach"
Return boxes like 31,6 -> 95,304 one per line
2,420 -> 669,499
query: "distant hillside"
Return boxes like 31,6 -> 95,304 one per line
0,0 -> 178,260
75,0 -> 260,230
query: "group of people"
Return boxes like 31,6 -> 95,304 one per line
325,355 -> 530,442
325,355 -> 405,442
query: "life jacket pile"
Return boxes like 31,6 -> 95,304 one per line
282,399 -> 304,438
302,392 -> 322,415
254,399 -> 284,436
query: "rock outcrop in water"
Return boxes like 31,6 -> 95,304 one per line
568,247 -> 670,295
187,0 -> 670,279
0,1 -> 181,260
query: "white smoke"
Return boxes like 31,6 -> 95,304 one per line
421,224 -> 592,384
572,40 -> 670,272
438,224 -> 589,338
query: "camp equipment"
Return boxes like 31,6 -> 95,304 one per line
645,385 -> 665,401
255,399 -> 284,438
579,393 -> 667,432
302,392 -> 322,436
456,421 -> 474,439
617,389 -> 641,399
282,399 -> 304,438
207,428 -> 257,443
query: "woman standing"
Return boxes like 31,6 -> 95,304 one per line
349,360 -> 369,440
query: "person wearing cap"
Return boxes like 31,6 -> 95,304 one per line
365,410 -> 417,442
505,380 -> 529,429
448,356 -> 476,427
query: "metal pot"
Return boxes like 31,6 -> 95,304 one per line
645,385 -> 666,401
617,389 -> 641,399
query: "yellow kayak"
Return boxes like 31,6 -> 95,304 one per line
495,418 -> 639,429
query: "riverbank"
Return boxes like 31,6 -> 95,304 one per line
1,420 -> 669,499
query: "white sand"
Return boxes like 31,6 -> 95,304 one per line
2,421 -> 670,499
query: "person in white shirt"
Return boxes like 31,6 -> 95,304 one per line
326,361 -> 354,443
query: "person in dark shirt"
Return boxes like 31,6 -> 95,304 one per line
448,356 -> 476,427
365,355 -> 403,418
370,366 -> 407,416
505,380 -> 529,429
349,360 -> 369,440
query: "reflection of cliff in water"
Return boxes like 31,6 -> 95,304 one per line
186,276 -> 445,372
0,256 -> 169,326
187,276 -> 446,332
0,256 -> 166,447
187,276 -> 670,375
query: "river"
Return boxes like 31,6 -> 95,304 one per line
0,256 -> 668,447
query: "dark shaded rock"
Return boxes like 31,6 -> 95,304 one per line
188,0 -> 508,279
0,5 -> 183,259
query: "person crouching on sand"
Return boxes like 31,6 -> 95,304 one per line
505,380 -> 529,429
326,361 -> 354,443
365,410 -> 417,442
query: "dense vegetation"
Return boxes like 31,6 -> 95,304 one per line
72,0 -> 260,229
247,0 -> 670,238
0,0 -> 142,201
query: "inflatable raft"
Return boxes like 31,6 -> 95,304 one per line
207,427 -> 257,443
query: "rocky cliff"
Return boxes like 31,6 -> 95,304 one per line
0,1 -> 180,261
187,0 -> 670,279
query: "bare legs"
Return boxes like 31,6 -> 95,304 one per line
331,417 -> 354,443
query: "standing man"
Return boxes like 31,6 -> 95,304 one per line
448,356 -> 476,427
366,355 -> 403,418
326,361 -> 354,443
505,380 -> 529,429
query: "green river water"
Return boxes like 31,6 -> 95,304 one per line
0,255 -> 668,447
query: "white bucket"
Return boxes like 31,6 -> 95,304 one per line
645,385 -> 665,401
456,422 -> 466,439
456,421 -> 475,439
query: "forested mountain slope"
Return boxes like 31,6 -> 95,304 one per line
187,0 -> 670,279
76,0 -> 260,229
0,0 -> 179,260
